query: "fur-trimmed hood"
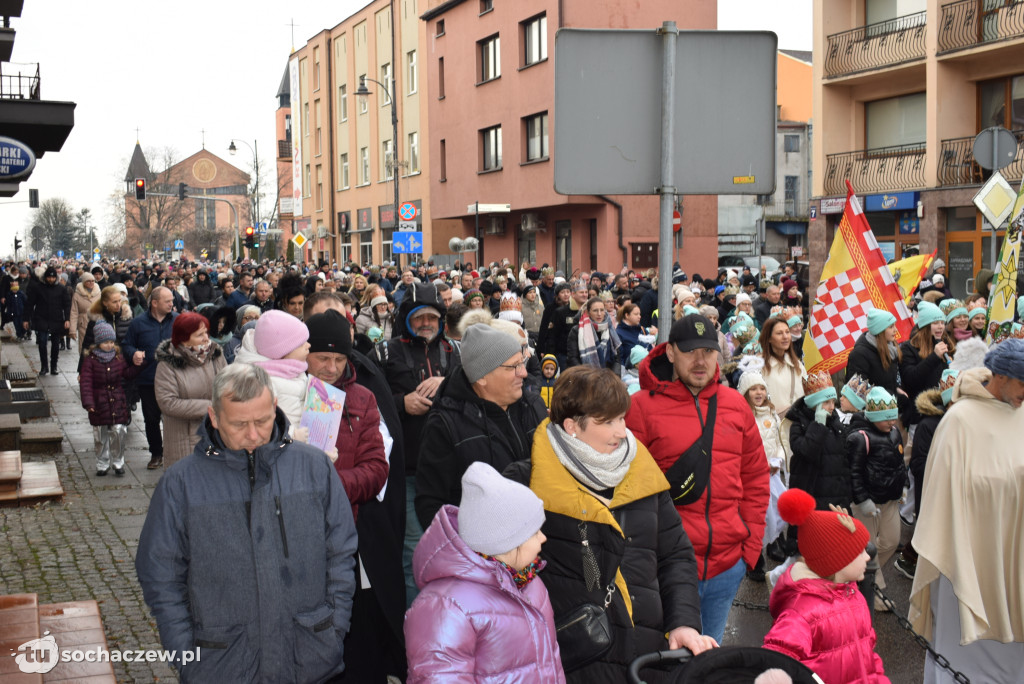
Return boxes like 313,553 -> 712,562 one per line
155,338 -> 223,368
915,388 -> 946,417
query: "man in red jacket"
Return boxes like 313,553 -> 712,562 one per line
626,313 -> 770,644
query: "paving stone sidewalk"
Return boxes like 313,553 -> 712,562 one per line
0,341 -> 177,682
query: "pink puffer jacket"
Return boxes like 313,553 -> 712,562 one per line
405,505 -> 566,684
763,564 -> 890,684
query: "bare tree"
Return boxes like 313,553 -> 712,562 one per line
27,198 -> 77,256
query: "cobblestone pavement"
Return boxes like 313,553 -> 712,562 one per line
0,340 -> 177,682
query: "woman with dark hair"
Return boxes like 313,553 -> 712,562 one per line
844,308 -> 902,400
760,316 -> 806,468
898,301 -> 948,428
509,366 -> 710,682
567,297 -> 621,373
615,302 -> 656,370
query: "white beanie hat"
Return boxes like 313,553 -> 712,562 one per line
735,292 -> 752,305
458,462 -> 545,555
737,371 -> 767,397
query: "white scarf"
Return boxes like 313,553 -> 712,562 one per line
547,423 -> 636,491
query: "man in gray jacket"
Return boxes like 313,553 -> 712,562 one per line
136,363 -> 357,683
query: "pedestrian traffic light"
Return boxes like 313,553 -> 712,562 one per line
134,178 -> 146,201
245,225 -> 254,248
178,182 -> 187,201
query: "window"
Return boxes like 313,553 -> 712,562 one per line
436,19 -> 445,36
314,46 -> 320,91
979,74 -> 1024,131
381,63 -> 392,105
481,125 -> 502,171
555,221 -> 572,276
304,164 -> 311,197
339,85 -> 348,122
316,165 -> 323,210
359,75 -> 368,113
315,100 -> 322,155
303,103 -> 310,136
865,92 -> 925,150
480,0 -> 493,12
479,34 -> 500,82
784,134 -> 800,152
360,240 -> 373,267
382,229 -> 394,264
341,153 -> 350,189
438,57 -> 445,98
360,147 -> 369,185
408,132 -> 420,173
522,14 -> 547,66
407,50 -> 417,94
784,176 -> 798,215
440,139 -> 447,181
383,140 -> 394,180
525,112 -> 548,161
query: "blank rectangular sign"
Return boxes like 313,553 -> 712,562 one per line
554,29 -> 777,196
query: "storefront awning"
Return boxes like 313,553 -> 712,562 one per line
768,221 -> 807,236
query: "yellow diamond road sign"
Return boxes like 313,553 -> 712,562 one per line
973,171 -> 1017,228
292,232 -> 308,248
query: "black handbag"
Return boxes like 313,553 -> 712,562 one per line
555,522 -> 618,673
664,393 -> 717,505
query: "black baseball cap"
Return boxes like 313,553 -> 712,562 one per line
669,314 -> 720,353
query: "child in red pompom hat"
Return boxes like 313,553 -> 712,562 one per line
763,488 -> 891,684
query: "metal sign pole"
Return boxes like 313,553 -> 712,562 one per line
656,21 -> 678,344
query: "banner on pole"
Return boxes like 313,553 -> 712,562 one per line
986,182 -> 1024,343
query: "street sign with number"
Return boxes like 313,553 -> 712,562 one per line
392,231 -> 423,254
398,220 -> 417,232
399,202 -> 418,221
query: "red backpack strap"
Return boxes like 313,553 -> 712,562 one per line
858,429 -> 869,456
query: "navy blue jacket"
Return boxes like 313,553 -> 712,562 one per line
122,310 -> 177,386
135,411 -> 357,683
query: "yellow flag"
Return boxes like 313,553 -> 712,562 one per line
888,251 -> 936,304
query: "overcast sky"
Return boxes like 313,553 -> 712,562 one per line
0,0 -> 811,259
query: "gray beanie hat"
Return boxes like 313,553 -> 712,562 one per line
984,338 -> 1024,382
458,462 -> 545,555
235,305 -> 259,328
461,323 -> 523,384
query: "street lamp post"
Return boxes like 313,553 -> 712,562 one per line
355,74 -> 401,267
228,139 -> 260,261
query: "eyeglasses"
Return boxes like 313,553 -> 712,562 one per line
498,356 -> 528,373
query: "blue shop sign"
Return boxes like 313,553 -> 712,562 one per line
864,191 -> 918,212
0,137 -> 36,180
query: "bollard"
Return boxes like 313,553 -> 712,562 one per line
858,541 -> 878,624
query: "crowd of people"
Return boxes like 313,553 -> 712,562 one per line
2,253 -> 1022,683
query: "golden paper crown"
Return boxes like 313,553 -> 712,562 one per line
802,370 -> 833,396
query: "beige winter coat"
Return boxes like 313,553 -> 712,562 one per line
70,281 -> 101,346
154,340 -> 226,467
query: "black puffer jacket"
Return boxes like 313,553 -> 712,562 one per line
414,366 -> 546,529
375,282 -> 458,476
506,423 -> 701,682
845,413 -> 907,505
25,269 -> 71,334
187,272 -> 216,307
787,397 -> 853,511
910,388 -> 946,517
845,333 -> 900,397
898,339 -> 947,425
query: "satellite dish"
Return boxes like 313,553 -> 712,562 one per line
448,237 -> 465,253
463,237 -> 479,252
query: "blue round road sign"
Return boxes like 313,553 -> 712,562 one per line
399,202 -> 418,221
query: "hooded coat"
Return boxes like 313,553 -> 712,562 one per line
187,271 -> 216,307
70,281 -> 101,344
135,411 -> 357,683
354,304 -> 394,340
374,282 -> 458,475
24,268 -> 71,334
79,348 -> 141,427
154,340 -> 226,468
405,505 -> 565,684
233,329 -> 308,429
625,343 -> 770,580
82,300 -> 133,350
414,366 -> 547,529
764,563 -> 890,684
909,388 -> 946,517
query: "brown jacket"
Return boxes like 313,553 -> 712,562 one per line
154,340 -> 226,467
70,282 -> 101,347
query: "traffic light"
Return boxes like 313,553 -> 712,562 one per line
178,182 -> 187,200
28,189 -> 39,208
134,178 -> 146,201
13,237 -> 21,254
245,225 -> 254,248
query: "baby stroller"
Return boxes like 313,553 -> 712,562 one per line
628,646 -> 825,684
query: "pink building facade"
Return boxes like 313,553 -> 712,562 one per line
421,0 -> 719,276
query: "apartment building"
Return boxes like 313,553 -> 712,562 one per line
420,0 -> 719,276
811,0 -> 1024,297
289,0 -> 444,267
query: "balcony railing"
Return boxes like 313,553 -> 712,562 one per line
938,129 -> 1024,185
762,198 -> 808,219
939,0 -> 1024,54
824,143 -> 927,195
0,62 -> 40,100
825,12 -> 927,78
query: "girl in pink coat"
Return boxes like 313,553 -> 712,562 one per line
405,462 -> 565,683
763,489 -> 890,684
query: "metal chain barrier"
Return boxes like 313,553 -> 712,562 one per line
872,584 -> 971,684
729,584 -> 972,683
